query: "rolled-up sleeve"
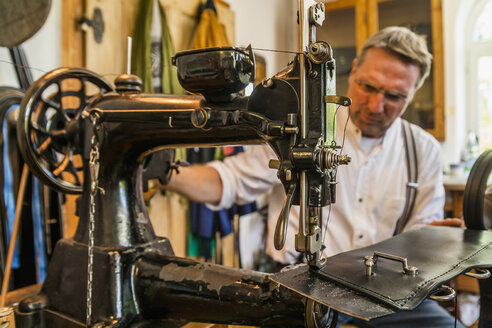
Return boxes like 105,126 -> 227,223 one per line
206,145 -> 280,210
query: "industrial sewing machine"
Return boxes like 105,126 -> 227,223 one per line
6,0 -> 492,327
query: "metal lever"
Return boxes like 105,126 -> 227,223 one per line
364,251 -> 418,276
274,183 -> 296,250
169,159 -> 191,175
464,268 -> 491,279
429,285 -> 456,302
324,95 -> 352,107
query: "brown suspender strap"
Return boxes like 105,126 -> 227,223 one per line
394,120 -> 419,235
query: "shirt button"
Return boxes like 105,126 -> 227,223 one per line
358,198 -> 363,203
358,233 -> 364,239
355,129 -> 360,134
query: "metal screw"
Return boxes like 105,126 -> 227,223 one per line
262,78 -> 274,88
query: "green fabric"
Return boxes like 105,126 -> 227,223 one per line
214,147 -> 223,161
131,0 -> 152,92
131,0 -> 182,94
187,230 -> 200,258
187,231 -> 216,259
158,3 -> 182,94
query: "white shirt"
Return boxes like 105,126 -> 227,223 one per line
207,109 -> 445,264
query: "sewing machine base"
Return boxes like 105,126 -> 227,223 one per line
14,308 -> 188,328
13,236 -> 308,327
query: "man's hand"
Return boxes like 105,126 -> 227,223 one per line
428,218 -> 463,227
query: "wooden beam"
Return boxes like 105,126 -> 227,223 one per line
323,0 -> 356,11
61,0 -> 85,238
355,0 -> 368,54
367,0 -> 379,37
61,0 -> 84,68
430,0 -> 445,140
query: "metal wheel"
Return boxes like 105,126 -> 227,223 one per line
463,149 -> 492,230
17,67 -> 113,194
305,298 -> 338,328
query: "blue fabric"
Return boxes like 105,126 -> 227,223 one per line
336,299 -> 464,328
205,0 -> 216,13
198,0 -> 217,16
31,178 -> 47,282
3,104 -> 20,268
2,104 -> 47,282
190,202 -> 257,260
191,203 -> 215,238
187,146 -> 257,260
191,202 -> 258,239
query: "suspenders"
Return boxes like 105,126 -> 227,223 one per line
394,119 -> 419,235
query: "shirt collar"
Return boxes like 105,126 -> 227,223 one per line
336,111 -> 401,152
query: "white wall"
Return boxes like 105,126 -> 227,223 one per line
227,0 -> 475,171
0,0 -> 61,88
227,0 -> 298,78
441,0 -> 479,169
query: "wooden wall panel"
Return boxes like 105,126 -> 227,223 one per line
84,0 -> 139,78
61,0 -> 84,68
161,0 -> 202,51
60,1 -> 236,251
62,0 -> 236,78
161,0 -> 235,51
82,0 -> 235,77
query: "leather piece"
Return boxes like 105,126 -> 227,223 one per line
270,264 -> 396,321
316,226 -> 492,310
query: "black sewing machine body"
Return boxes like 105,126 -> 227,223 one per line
12,41 -> 344,326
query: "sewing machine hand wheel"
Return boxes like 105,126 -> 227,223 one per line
17,67 -> 114,194
463,149 -> 492,229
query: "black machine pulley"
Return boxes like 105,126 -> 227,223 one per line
16,68 -> 114,194
463,149 -> 492,230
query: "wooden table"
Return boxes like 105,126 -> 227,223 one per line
443,174 -> 468,218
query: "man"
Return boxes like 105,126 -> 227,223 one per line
167,26 -> 462,327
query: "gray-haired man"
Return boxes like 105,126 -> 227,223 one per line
167,26 -> 463,327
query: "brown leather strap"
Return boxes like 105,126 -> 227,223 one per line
394,119 -> 418,235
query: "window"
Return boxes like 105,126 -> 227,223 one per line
468,0 -> 492,152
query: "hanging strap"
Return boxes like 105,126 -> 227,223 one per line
394,120 -> 419,235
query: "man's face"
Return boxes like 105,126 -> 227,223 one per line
346,48 -> 421,138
